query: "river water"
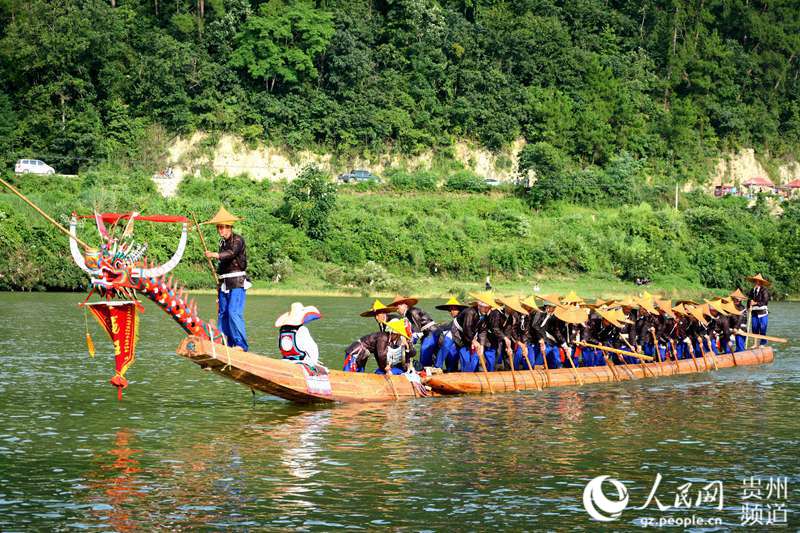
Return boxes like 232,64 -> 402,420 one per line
0,293 -> 797,530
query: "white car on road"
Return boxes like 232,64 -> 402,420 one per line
15,159 -> 55,175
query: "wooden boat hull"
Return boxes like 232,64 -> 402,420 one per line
176,336 -> 773,403
176,336 -> 434,403
425,346 -> 774,395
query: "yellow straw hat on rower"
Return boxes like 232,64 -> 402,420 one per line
496,295 -> 529,315
597,308 -> 624,328
359,299 -> 397,317
469,291 -> 500,310
705,299 -> 729,315
390,295 -> 419,308
536,293 -> 561,307
729,288 -> 747,301
554,305 -> 589,324
746,273 -> 771,287
203,205 -> 241,226
655,298 -> 675,317
636,296 -> 659,315
689,306 -> 709,325
521,295 -> 541,312
435,297 -> 467,311
385,318 -> 410,339
615,295 -> 638,309
720,299 -> 743,315
561,290 -> 585,305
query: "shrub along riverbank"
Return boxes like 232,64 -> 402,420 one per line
1,169 -> 798,299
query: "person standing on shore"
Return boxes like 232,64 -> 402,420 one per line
203,206 -> 250,351
746,274 -> 771,345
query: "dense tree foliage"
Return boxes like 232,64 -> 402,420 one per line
0,0 -> 797,177
1,171 -> 798,296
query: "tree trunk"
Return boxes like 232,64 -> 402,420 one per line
154,0 -> 158,16
199,0 -> 204,17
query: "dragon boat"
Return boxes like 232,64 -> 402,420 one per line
175,335 -> 774,403
56,207 -> 776,404
0,173 -> 773,405
53,205 -> 775,404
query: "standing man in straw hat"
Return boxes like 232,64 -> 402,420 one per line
746,273 -> 771,345
204,206 -> 250,351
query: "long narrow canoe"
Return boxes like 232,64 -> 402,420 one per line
176,336 -> 774,404
177,336 -> 433,403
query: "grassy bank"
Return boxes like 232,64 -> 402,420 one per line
188,272 -> 717,301
1,169 -> 798,299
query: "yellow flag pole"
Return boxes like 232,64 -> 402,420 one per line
576,341 -> 654,362
0,176 -> 90,249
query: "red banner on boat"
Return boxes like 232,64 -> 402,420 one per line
86,302 -> 140,399
76,212 -> 189,224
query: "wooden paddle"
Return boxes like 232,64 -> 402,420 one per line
612,348 -> 637,380
191,212 -> 219,286
620,336 -> 655,378
598,348 -> 622,382
475,344 -> 494,394
575,342 -> 654,362
650,328 -> 669,374
505,342 -> 519,391
539,340 -> 552,387
696,336 -> 713,371
746,301 -> 753,350
384,371 -> 400,400
563,344 -> 584,386
665,339 -> 681,375
683,338 -> 702,372
734,330 -> 788,343
704,335 -> 720,371
519,343 -> 543,391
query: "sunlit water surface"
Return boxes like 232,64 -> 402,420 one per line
0,294 -> 798,530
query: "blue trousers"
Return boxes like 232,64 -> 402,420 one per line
735,335 -> 746,352
218,288 -> 248,351
459,347 -> 497,372
419,331 -> 439,367
692,339 -> 709,357
543,343 -> 562,369
751,314 -> 768,345
579,347 -> 604,367
435,334 -> 459,372
514,343 -> 545,369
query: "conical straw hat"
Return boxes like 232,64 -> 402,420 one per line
705,299 -> 729,315
496,295 -> 529,315
561,290 -> 585,305
203,205 -> 241,225
746,273 -> 771,287
554,305 -> 588,324
360,299 -> 397,317
597,308 -> 624,328
521,295 -> 541,312
469,291 -> 500,310
435,297 -> 467,311
729,288 -> 747,300
385,318 -> 410,339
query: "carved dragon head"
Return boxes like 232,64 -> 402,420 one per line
69,213 -> 187,298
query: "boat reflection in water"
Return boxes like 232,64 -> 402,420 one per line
84,429 -> 144,533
